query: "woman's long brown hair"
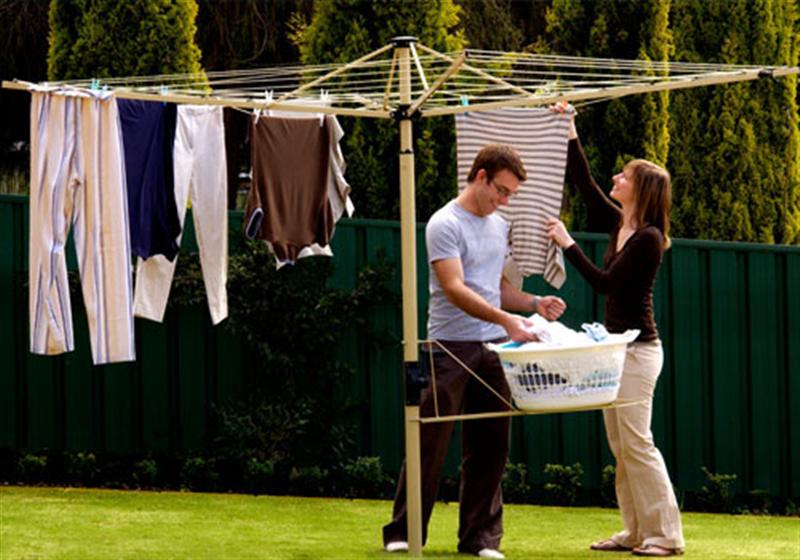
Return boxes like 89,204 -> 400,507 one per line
627,159 -> 672,249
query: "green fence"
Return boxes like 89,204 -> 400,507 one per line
1,194 -> 798,499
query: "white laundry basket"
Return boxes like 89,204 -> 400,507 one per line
488,330 -> 640,412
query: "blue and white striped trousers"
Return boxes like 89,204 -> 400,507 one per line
29,91 -> 135,364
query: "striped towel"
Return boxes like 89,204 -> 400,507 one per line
455,108 -> 571,288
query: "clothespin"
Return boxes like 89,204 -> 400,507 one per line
90,78 -> 100,91
159,84 -> 169,106
264,89 -> 274,117
318,89 -> 329,126
460,94 -> 469,116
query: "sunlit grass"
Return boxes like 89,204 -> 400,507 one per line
1,486 -> 798,559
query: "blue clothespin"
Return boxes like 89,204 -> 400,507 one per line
90,78 -> 100,91
160,84 -> 169,106
460,95 -> 469,116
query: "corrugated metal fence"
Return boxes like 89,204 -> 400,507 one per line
1,194 -> 798,498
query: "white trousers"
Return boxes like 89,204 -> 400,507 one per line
605,340 -> 685,550
133,105 -> 228,325
29,91 -> 135,365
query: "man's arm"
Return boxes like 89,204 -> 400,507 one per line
500,277 -> 567,321
432,258 -> 537,342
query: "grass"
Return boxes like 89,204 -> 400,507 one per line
1,486 -> 798,559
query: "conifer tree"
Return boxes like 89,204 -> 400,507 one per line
48,0 -> 204,81
669,0 -> 799,243
534,0 -> 658,231
457,0 -> 523,51
293,0 -> 464,220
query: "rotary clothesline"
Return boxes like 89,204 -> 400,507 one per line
6,45 -> 795,117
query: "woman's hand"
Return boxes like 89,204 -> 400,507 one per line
546,217 -> 576,249
550,101 -> 577,140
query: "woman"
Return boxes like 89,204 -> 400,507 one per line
546,105 -> 685,558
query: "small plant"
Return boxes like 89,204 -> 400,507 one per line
133,459 -> 158,488
340,456 -> 393,499
66,452 -> 98,485
244,457 -> 275,494
502,462 -> 531,504
600,464 -> 617,507
698,466 -> 737,513
288,465 -> 328,496
439,471 -> 460,503
181,457 -> 219,491
17,453 -> 47,483
744,489 -> 773,515
543,462 -> 583,506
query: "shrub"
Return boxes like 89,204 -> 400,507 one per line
17,453 -> 47,483
502,462 -> 531,504
288,465 -> 328,497
181,457 -> 219,491
698,466 -> 737,514
439,470 -> 460,503
339,456 -> 393,499
66,452 -> 97,485
244,457 -> 275,495
600,464 -> 617,507
543,462 -> 584,506
133,459 -> 158,488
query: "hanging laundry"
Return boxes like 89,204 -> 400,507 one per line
223,107 -> 250,210
266,102 -> 355,231
260,106 -> 354,265
133,105 -> 228,325
456,108 -> 571,288
28,90 -> 135,365
244,114 -> 343,266
117,99 -> 181,260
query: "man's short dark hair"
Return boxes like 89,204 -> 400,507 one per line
466,144 -> 527,183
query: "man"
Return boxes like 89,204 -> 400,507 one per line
383,144 -> 567,558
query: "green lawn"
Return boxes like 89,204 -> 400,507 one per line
1,486 -> 798,559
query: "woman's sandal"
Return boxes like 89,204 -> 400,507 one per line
589,539 -> 633,552
632,544 -> 684,557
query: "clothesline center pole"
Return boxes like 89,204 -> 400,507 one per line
392,35 -> 424,558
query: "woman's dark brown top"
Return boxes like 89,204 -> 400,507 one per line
564,138 -> 664,342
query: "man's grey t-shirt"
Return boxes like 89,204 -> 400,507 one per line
426,200 -> 509,341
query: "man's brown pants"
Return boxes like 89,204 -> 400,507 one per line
382,340 -> 511,554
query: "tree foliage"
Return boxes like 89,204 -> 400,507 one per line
669,0 -> 800,243
457,0 -> 523,51
533,0 -> 660,231
532,0 -> 799,243
292,0 -> 464,221
0,0 -> 49,189
48,0 -> 204,81
194,0 -> 312,70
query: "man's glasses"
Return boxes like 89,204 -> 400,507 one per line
490,179 -> 517,199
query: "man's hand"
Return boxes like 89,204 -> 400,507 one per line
536,296 -> 566,321
502,313 -> 539,343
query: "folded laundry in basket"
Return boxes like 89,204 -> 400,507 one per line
526,314 -> 588,345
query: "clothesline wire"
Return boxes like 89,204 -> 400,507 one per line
95,70 -> 722,101
46,49 -> 771,91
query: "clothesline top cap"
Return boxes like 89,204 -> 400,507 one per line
390,36 -> 418,47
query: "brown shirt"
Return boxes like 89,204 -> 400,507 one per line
564,138 -> 664,341
245,116 -> 333,262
